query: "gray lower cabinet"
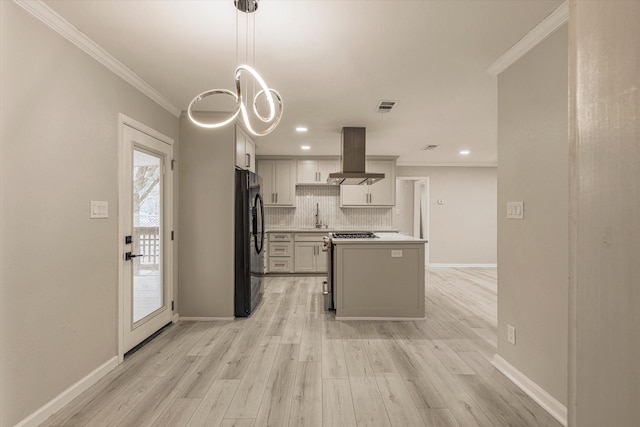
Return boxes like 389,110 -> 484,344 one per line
294,241 -> 327,272
266,232 -> 328,273
294,233 -> 327,273
268,233 -> 293,273
269,257 -> 293,272
334,242 -> 425,318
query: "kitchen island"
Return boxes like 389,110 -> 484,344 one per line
333,232 -> 427,319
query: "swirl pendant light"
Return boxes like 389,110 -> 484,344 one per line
187,0 -> 283,137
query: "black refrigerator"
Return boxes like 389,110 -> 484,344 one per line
234,168 -> 265,317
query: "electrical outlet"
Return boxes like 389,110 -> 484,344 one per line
507,325 -> 516,345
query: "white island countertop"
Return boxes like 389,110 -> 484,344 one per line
266,229 -> 398,233
332,232 -> 427,244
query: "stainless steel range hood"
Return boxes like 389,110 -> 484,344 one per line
327,127 -> 385,185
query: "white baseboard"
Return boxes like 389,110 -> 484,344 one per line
15,356 -> 119,427
492,355 -> 567,426
179,317 -> 235,321
335,316 -> 425,321
172,313 -> 180,323
428,263 -> 497,268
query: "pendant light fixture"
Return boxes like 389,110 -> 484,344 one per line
187,0 -> 283,137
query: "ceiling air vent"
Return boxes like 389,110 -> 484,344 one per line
421,144 -> 439,150
375,100 -> 397,113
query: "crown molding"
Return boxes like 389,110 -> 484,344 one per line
396,161 -> 497,168
487,1 -> 568,76
13,0 -> 181,117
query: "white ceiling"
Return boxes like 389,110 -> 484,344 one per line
43,0 -> 563,166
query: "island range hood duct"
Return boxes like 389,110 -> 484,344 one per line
327,127 -> 385,185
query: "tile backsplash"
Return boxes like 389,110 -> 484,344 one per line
265,185 -> 393,230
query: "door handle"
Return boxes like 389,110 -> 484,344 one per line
322,281 -> 329,295
125,252 -> 143,261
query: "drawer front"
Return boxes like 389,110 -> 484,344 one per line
269,242 -> 292,256
269,233 -> 292,242
269,257 -> 292,272
294,233 -> 327,242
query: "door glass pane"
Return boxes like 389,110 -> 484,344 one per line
133,149 -> 162,323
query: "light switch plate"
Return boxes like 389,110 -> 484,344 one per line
391,250 -> 403,258
90,201 -> 108,219
507,201 -> 524,219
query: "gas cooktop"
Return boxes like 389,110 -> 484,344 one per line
331,232 -> 378,239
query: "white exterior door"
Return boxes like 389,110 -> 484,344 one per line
120,119 -> 174,356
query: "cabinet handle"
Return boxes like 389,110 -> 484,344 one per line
316,171 -> 320,182
245,153 -> 251,168
272,193 -> 275,203
275,193 -> 278,203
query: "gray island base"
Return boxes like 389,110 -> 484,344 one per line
334,233 -> 426,320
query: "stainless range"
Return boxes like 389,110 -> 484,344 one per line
322,232 -> 378,311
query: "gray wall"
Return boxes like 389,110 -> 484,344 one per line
569,1 -> 640,425
398,166 -> 497,264
393,180 -> 415,235
497,26 -> 568,405
178,114 -> 234,318
0,3 -> 179,426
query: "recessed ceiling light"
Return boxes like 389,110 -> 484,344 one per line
459,150 -> 470,155
296,127 -> 308,132
301,145 -> 311,150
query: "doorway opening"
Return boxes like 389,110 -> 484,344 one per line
394,177 -> 430,266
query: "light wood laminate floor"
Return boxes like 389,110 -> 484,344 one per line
41,268 -> 561,427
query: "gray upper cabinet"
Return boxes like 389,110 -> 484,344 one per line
296,159 -> 339,184
258,159 -> 295,206
235,124 -> 256,173
340,159 -> 396,207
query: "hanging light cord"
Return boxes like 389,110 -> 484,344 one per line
188,0 -> 283,137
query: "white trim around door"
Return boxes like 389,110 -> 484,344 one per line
117,114 -> 175,361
